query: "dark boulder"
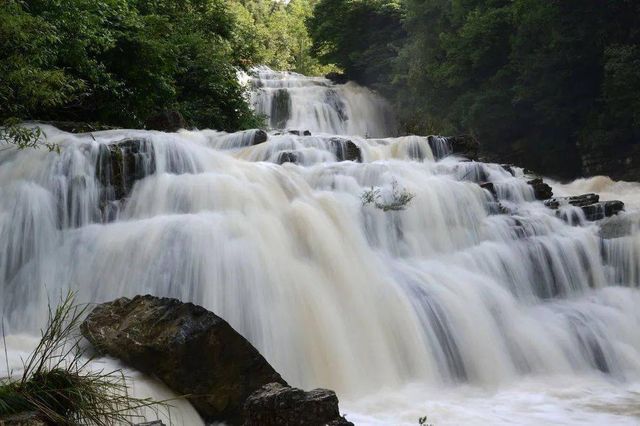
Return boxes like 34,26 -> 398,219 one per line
543,193 -> 623,221
144,111 -> 187,132
604,200 -> 625,216
324,72 -> 349,85
581,201 -> 624,221
277,152 -> 298,164
250,129 -> 268,145
544,193 -> 600,209
243,382 -> 353,426
445,135 -> 479,160
96,138 -> 156,202
330,137 -> 362,162
270,89 -> 291,129
287,130 -> 312,136
81,295 -> 286,425
527,178 -> 553,200
500,164 -> 516,176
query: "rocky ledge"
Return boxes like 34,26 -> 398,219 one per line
80,295 -> 351,426
244,383 -> 353,426
478,171 -> 625,223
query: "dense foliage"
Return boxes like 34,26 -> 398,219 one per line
0,0 -> 326,132
308,0 -> 404,91
308,0 -> 640,177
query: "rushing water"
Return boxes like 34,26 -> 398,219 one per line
2,69 -> 640,424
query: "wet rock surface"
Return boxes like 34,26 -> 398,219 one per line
250,129 -> 269,145
243,382 -> 353,426
96,138 -> 156,202
277,152 -> 298,164
331,137 -> 362,162
527,178 -> 554,200
287,129 -> 311,136
324,72 -> 348,85
544,193 -> 624,221
445,135 -> 479,160
81,295 -> 286,425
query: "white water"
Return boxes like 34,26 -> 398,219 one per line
2,69 -> 640,424
248,66 -> 396,137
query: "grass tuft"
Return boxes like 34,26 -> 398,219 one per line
0,291 -> 171,425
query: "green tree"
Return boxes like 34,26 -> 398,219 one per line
308,0 -> 404,90
0,0 -> 263,132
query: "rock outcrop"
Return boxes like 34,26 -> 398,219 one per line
330,137 -> 362,162
287,129 -> 311,136
96,138 -> 156,202
527,178 -> 553,200
144,111 -> 187,132
277,152 -> 298,164
81,295 -> 286,425
249,129 -> 269,145
324,72 -> 348,85
446,135 -> 479,160
544,193 -> 624,221
243,382 -> 353,426
544,193 -> 600,209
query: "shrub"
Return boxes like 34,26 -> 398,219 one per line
361,179 -> 415,211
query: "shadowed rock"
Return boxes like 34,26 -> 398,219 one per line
544,193 -> 600,209
250,129 -> 268,145
527,178 -> 553,200
243,382 -> 353,426
277,152 -> 298,164
330,137 -> 362,162
287,130 -> 311,136
544,193 -> 624,221
325,72 -> 348,85
445,135 -> 479,160
144,110 -> 187,132
81,295 -> 286,425
96,138 -> 156,202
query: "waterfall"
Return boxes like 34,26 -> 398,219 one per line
2,69 -> 640,425
247,66 -> 397,137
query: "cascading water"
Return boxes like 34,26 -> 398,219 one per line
2,69 -> 640,424
247,66 -> 397,137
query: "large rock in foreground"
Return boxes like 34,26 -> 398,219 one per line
243,382 -> 353,426
80,295 -> 286,424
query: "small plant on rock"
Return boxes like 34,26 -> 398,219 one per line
361,178 -> 415,211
